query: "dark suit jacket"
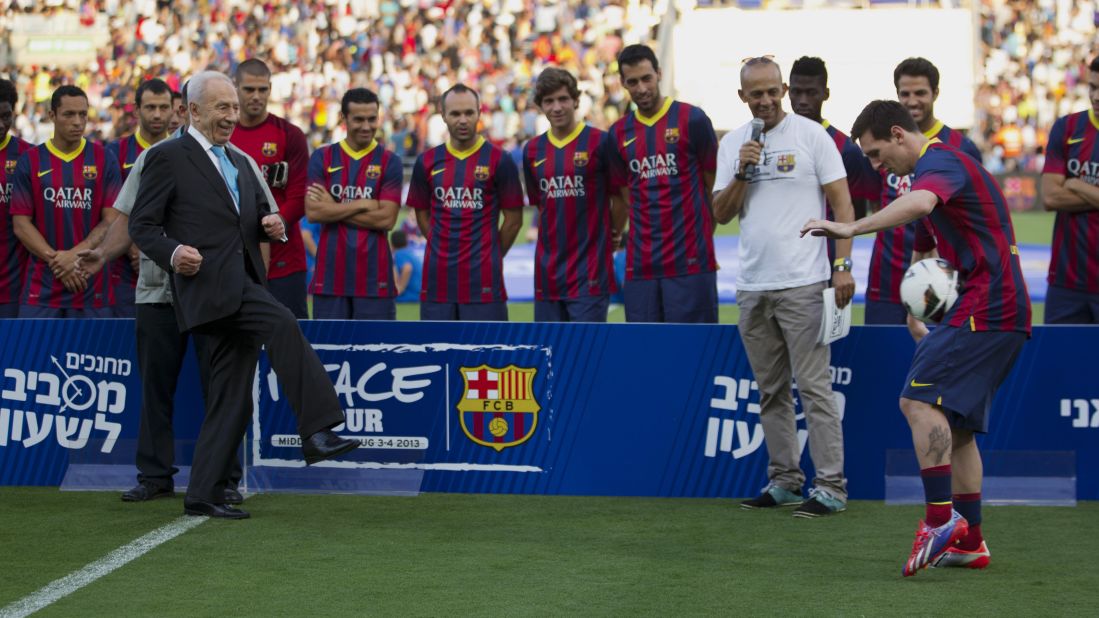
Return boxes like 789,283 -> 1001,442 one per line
129,132 -> 276,332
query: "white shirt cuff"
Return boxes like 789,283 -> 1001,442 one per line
169,245 -> 184,271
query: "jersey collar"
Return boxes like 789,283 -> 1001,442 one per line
635,97 -> 673,127
134,128 -> 154,149
0,134 -> 10,151
446,136 -> 485,160
46,138 -> 86,163
821,119 -> 831,130
340,138 -> 378,160
547,123 -> 585,149
922,120 -> 944,139
919,137 -> 941,159
1089,109 -> 1099,131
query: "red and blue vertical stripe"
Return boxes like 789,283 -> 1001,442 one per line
0,134 -> 32,304
1042,109 -> 1099,293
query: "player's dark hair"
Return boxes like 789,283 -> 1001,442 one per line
235,58 -> 271,82
391,230 -> 408,249
617,44 -> 659,76
135,78 -> 171,106
50,85 -> 87,112
180,80 -> 189,105
1090,56 -> 1099,73
171,89 -> 182,102
341,88 -> 380,117
0,78 -> 17,108
790,56 -> 828,84
533,67 -> 581,106
851,100 -> 919,142
440,83 -> 480,113
893,57 -> 940,92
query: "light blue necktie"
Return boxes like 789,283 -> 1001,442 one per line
212,145 -> 240,211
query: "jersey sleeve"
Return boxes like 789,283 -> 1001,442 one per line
495,153 -> 525,210
959,135 -> 983,164
1042,116 -> 1068,176
688,108 -> 718,173
912,150 -> 967,206
841,140 -> 880,200
606,126 -> 628,191
406,155 -> 431,211
101,153 -> 122,210
9,152 -> 34,217
306,147 -> 326,187
281,122 -> 309,225
379,153 -> 404,203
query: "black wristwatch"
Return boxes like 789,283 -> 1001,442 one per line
832,257 -> 853,272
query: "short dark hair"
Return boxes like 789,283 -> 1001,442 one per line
617,44 -> 659,76
0,78 -> 17,108
341,88 -> 380,117
180,80 -> 189,104
851,99 -> 919,142
391,230 -> 408,249
1090,56 -> 1099,73
533,67 -> 580,106
135,78 -> 171,106
171,89 -> 182,102
893,57 -> 939,91
235,58 -> 271,82
440,83 -> 480,113
790,56 -> 827,84
50,85 -> 87,112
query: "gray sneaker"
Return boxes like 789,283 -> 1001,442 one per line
792,487 -> 847,518
740,483 -> 803,510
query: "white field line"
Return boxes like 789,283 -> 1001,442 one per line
0,515 -> 207,618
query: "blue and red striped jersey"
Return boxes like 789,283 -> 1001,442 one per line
523,124 -> 616,300
912,140 -> 1031,334
822,120 -> 877,261
231,114 -> 309,280
1041,109 -> 1099,293
407,137 -> 525,304
108,130 -> 157,291
867,121 -> 981,303
10,139 -> 120,309
1,133 -> 32,305
607,99 -> 718,281
306,139 -> 404,298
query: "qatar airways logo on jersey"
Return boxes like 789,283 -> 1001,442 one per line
629,153 -> 678,180
435,186 -> 484,210
539,175 -> 586,199
43,187 -> 93,210
886,172 -> 913,196
0,182 -> 11,204
1067,159 -> 1099,184
330,184 -> 374,202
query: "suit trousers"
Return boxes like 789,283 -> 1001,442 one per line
186,279 -> 344,502
736,281 -> 847,500
134,303 -> 242,490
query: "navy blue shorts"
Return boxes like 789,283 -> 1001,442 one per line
623,271 -> 717,323
420,301 -> 508,322
901,325 -> 1026,433
1045,284 -> 1099,324
312,295 -> 396,320
864,299 -> 908,325
534,295 -> 609,322
18,305 -> 116,319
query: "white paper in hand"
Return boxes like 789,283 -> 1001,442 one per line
818,287 -> 852,345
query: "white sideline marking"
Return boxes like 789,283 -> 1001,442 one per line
0,516 -> 206,618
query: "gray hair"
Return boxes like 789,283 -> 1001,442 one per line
187,70 -> 234,107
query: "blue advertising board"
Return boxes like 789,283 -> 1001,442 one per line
2,319 -> 1096,500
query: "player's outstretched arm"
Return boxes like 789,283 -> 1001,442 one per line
802,189 -> 937,239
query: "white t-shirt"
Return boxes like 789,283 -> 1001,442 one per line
714,113 -> 847,291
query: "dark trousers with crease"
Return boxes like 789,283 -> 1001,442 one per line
185,279 -> 344,503
134,303 -> 244,490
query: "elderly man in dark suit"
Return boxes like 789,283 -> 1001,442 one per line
129,71 -> 357,519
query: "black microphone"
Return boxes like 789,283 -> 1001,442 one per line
743,117 -> 765,178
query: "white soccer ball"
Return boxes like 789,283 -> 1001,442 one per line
900,258 -> 960,323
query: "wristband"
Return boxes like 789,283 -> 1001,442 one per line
832,257 -> 852,272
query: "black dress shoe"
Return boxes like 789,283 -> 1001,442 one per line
223,487 -> 244,505
301,429 -> 359,465
121,482 -> 174,502
183,500 -> 250,519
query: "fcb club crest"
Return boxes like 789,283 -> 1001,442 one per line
262,141 -> 278,157
457,365 -> 540,452
473,165 -> 491,182
776,153 -> 796,173
5,160 -> 15,174
366,164 -> 382,179
664,128 -> 680,144
82,165 -> 97,180
573,151 -> 589,168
